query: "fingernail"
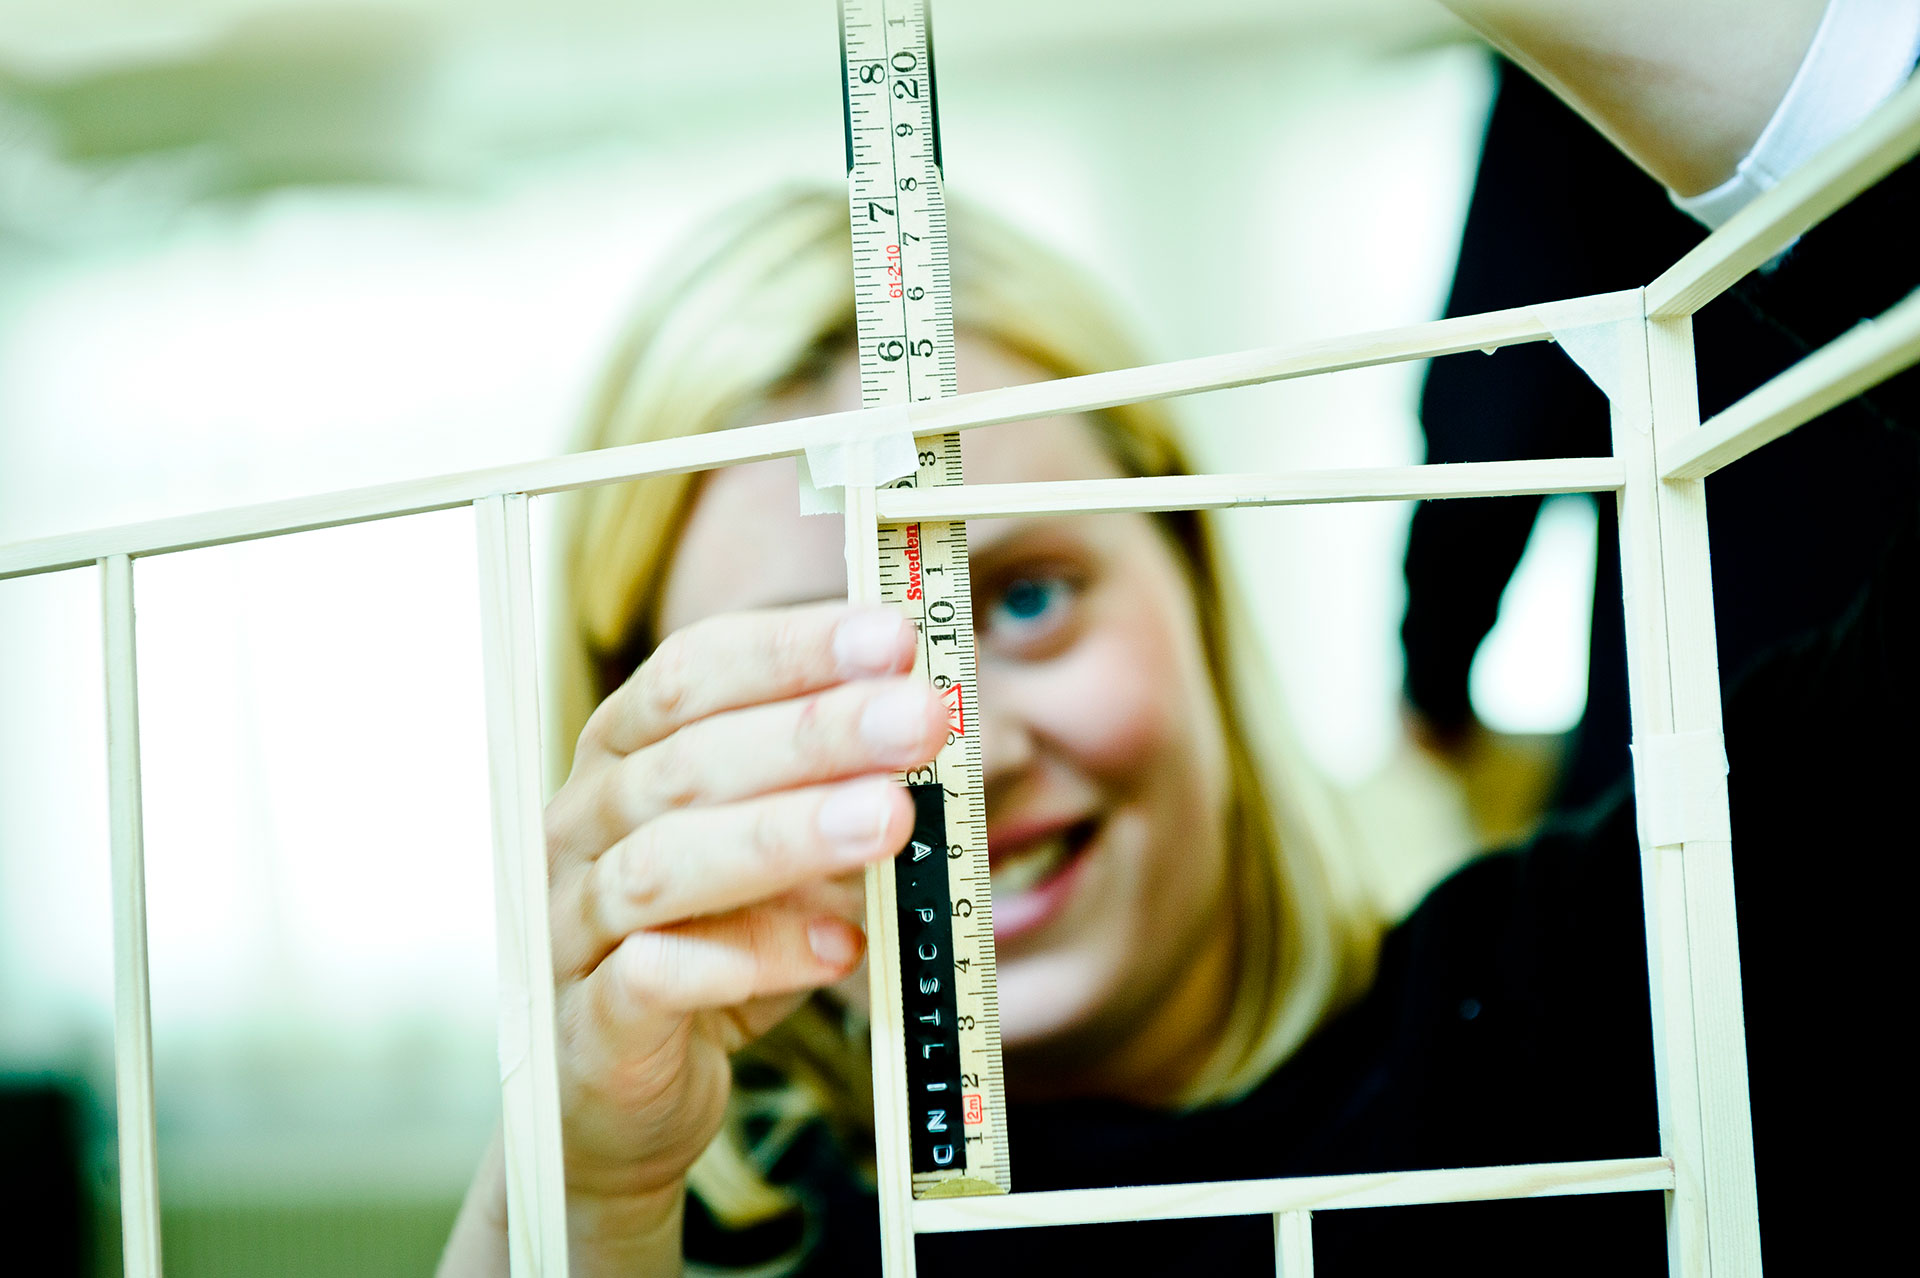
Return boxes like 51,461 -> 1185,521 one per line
835,609 -> 909,676
809,919 -> 861,967
818,781 -> 892,858
860,684 -> 934,756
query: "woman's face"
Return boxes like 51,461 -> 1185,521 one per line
656,339 -> 1235,1100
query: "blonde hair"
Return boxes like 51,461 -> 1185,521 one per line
555,187 -> 1380,1238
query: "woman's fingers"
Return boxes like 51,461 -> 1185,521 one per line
563,675 -> 946,858
564,904 -> 867,1076
554,778 -> 911,978
580,604 -> 916,760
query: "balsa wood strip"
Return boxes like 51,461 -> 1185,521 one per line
912,1157 -> 1673,1234
1645,318 -> 1763,1276
1647,75 -> 1920,319
474,495 -> 571,1278
102,554 -> 164,1278
1609,317 -> 1712,1277
874,458 -> 1624,523
0,291 -> 1639,582
1662,286 -> 1920,480
846,481 -> 919,1278
1274,1211 -> 1313,1278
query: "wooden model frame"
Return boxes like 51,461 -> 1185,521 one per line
6,72 -> 1919,1278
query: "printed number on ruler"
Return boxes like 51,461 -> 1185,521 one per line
841,0 -> 1010,1198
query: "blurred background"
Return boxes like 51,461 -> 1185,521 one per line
0,1 -> 1605,1273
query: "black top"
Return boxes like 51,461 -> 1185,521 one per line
1402,60 -> 1920,813
690,120 -> 1920,1278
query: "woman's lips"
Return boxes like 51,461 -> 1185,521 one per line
987,817 -> 1098,943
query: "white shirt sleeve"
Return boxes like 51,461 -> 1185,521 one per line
1672,0 -> 1920,229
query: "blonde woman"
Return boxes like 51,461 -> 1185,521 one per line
519,184 -> 1375,1272
440,2 -> 1919,1271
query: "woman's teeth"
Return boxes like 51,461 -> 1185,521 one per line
990,834 -> 1072,897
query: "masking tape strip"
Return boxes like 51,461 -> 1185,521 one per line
1548,318 -> 1636,408
798,403 -> 919,515
1630,729 -> 1732,846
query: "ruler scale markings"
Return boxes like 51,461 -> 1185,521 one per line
840,0 -> 1010,1202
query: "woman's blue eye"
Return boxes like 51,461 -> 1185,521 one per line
996,578 -> 1058,623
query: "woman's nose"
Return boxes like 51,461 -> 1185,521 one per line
977,673 -> 1037,789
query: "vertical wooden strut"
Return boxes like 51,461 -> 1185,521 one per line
1643,315 -> 1763,1276
1608,307 -> 1762,1277
1608,312 -> 1710,1277
475,494 -> 572,1278
846,477 -> 920,1276
101,553 -> 163,1278
1273,1210 -> 1314,1277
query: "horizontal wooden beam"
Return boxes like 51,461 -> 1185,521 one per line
1661,286 -> 1920,480
913,1157 -> 1673,1235
875,458 -> 1624,523
0,291 -> 1638,581
1646,75 -> 1920,319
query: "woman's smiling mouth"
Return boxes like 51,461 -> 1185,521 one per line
988,817 -> 1100,942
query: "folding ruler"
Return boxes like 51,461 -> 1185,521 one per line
839,0 -> 1012,1209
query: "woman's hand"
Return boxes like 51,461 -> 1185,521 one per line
538,602 -> 944,1267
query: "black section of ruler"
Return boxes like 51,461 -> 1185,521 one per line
898,782 -> 966,1175
837,1 -> 855,175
